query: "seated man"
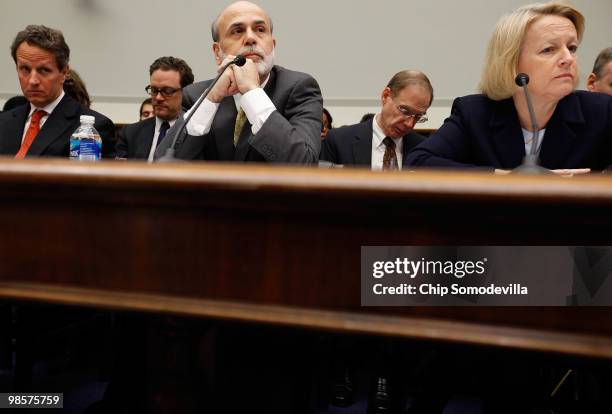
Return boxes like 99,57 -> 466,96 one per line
2,96 -> 28,112
587,47 -> 612,95
139,98 -> 154,121
155,1 -> 322,164
116,56 -> 194,161
321,107 -> 333,140
0,25 -> 115,158
320,70 -> 433,169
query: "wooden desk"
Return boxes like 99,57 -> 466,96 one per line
1,158 -> 612,358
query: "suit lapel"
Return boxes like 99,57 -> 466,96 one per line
136,119 -> 156,158
352,120 -> 373,165
401,133 -> 423,167
489,99 -> 525,169
233,117 -> 252,161
261,67 -> 277,98
539,94 -> 583,169
28,95 -> 79,156
0,105 -> 29,155
402,136 -> 411,164
212,98 -> 238,160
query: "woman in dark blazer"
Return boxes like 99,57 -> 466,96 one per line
406,1 -> 612,173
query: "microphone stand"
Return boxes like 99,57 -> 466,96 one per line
512,73 -> 552,175
157,55 -> 247,162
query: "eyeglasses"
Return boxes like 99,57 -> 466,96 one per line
397,105 -> 428,123
145,85 -> 181,98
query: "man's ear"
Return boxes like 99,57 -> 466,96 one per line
381,87 -> 391,102
212,43 -> 222,66
61,65 -> 70,84
586,73 -> 597,91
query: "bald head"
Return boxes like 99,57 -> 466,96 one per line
210,1 -> 276,78
211,1 -> 273,42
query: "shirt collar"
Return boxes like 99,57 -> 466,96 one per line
29,90 -> 65,117
155,116 -> 178,130
373,113 -> 403,149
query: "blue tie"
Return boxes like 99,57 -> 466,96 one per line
157,121 -> 170,147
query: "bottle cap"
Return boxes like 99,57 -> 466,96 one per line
80,115 -> 95,124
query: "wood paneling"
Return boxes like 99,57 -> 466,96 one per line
1,158 -> 612,357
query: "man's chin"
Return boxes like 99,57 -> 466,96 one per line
25,94 -> 40,102
27,99 -> 49,107
157,113 -> 177,121
257,62 -> 273,77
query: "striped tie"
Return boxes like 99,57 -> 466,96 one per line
382,137 -> 398,170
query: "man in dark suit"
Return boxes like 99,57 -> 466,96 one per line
155,1 -> 322,164
320,70 -> 433,169
587,47 -> 612,96
0,25 -> 115,158
116,56 -> 194,161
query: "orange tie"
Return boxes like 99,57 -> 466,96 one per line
15,110 -> 47,159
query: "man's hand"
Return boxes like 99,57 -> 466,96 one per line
495,168 -> 591,177
494,169 -> 511,175
206,55 -> 240,103
551,168 -> 591,177
232,58 -> 261,94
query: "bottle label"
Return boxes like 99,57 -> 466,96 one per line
69,137 -> 80,159
79,138 -> 102,161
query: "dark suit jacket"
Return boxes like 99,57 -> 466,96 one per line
115,117 -> 157,160
155,65 -> 322,164
0,94 -> 116,158
405,91 -> 612,170
320,119 -> 426,168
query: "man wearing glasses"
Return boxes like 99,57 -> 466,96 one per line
154,1 -> 322,164
116,56 -> 193,161
321,70 -> 433,170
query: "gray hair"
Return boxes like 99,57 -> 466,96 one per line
210,6 -> 274,42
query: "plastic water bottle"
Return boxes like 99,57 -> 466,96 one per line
69,115 -> 102,161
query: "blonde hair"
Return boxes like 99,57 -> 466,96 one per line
479,1 -> 584,101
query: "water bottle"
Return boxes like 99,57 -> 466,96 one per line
69,115 -> 102,161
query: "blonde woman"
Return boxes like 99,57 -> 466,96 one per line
407,2 -> 612,173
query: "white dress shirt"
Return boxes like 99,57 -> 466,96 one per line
185,75 -> 275,137
371,114 -> 403,170
21,91 -> 65,143
147,117 -> 178,162
522,128 -> 546,156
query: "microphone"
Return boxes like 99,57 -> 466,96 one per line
511,73 -> 551,175
157,55 -> 247,162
